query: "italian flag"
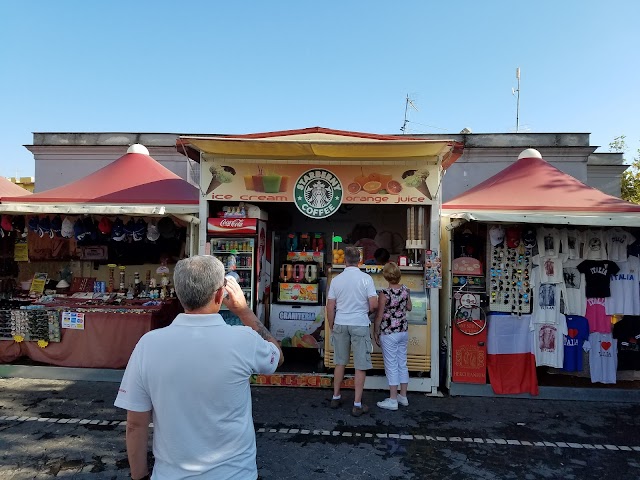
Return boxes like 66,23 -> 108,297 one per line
487,313 -> 539,396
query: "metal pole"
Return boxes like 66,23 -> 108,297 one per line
515,68 -> 521,133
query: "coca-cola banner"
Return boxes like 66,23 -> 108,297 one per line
207,217 -> 259,234
200,158 -> 438,206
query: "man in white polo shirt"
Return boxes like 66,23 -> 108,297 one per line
327,246 -> 378,416
114,255 -> 283,480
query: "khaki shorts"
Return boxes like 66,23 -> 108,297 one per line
331,324 -> 373,371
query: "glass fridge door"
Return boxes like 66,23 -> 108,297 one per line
209,237 -> 255,313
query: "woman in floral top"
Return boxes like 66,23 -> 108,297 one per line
374,262 -> 412,411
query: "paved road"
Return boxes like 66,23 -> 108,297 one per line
1,377 -> 639,479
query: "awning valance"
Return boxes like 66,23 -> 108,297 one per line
179,136 -> 456,161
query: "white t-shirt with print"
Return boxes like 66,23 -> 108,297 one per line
562,259 -> 587,316
536,227 -> 561,258
560,229 -> 584,260
605,227 -> 635,262
605,256 -> 640,315
533,254 -> 566,284
584,332 -> 617,384
584,229 -> 608,260
533,319 -> 567,368
531,265 -> 567,325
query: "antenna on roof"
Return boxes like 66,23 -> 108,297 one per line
400,94 -> 419,134
512,67 -> 521,132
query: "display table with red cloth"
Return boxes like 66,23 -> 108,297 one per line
0,298 -> 182,369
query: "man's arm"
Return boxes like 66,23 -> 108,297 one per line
373,292 -> 385,346
368,295 -> 378,314
326,298 -> 336,330
223,276 -> 284,367
126,410 -> 151,480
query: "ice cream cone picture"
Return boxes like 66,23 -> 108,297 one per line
402,169 -> 432,200
206,178 -> 222,194
206,164 -> 235,194
415,180 -> 432,199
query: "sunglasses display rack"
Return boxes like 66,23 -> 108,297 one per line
0,308 -> 61,343
489,243 -> 532,315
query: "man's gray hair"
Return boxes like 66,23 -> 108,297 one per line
344,246 -> 361,266
173,255 -> 225,310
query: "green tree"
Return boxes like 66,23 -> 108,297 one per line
609,135 -> 640,204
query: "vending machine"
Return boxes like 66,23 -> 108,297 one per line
207,218 -> 271,324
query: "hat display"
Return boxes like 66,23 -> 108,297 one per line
111,218 -> 126,242
506,226 -> 521,249
147,221 -> 160,242
98,217 -> 113,235
61,217 -> 75,238
489,225 -> 505,247
158,217 -> 176,239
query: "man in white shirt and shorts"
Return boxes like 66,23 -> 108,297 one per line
114,255 -> 283,480
327,246 -> 378,416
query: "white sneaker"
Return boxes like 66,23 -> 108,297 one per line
397,394 -> 409,407
377,398 -> 399,411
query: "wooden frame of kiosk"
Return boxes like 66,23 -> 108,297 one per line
180,127 -> 463,394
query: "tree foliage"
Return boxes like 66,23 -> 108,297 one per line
609,135 -> 640,204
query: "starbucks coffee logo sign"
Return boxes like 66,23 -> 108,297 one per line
294,168 -> 343,219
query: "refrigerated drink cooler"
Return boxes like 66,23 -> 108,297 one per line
207,218 -> 269,324
209,237 -> 256,309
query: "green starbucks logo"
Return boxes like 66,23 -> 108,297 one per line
294,169 -> 343,219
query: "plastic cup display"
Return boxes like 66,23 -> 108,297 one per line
252,175 -> 265,192
379,174 -> 392,189
262,174 -> 282,193
243,175 -> 254,190
279,175 -> 289,192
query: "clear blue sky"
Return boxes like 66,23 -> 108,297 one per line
1,0 -> 639,178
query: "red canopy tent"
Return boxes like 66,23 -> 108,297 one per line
0,177 -> 30,200
443,149 -> 640,226
1,145 -> 198,216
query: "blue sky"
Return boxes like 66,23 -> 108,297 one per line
1,0 -> 639,178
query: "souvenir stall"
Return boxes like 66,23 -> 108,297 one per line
178,127 -> 463,393
441,148 -> 640,395
0,145 -> 199,369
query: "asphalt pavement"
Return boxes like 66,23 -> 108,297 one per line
1,377 -> 640,479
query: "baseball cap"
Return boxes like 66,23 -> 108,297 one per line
1,215 -> 12,233
98,217 -> 113,235
489,225 -> 505,247
522,227 -> 537,249
133,218 -> 147,242
61,217 -> 75,238
73,218 -> 86,241
147,221 -> 160,242
50,215 -> 63,237
111,218 -> 126,242
83,217 -> 97,241
28,216 -> 39,233
158,217 -> 176,239
38,216 -> 53,238
124,218 -> 136,237
506,226 -> 521,249
12,216 -> 25,233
